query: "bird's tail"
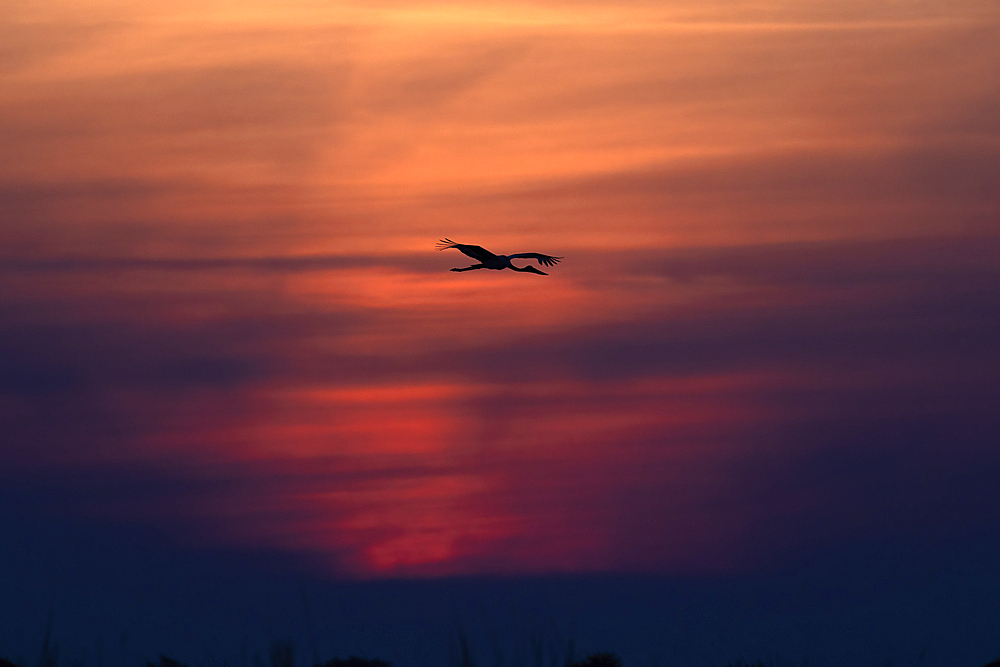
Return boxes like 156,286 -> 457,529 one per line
436,238 -> 458,251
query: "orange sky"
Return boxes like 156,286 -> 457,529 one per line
2,0 -> 999,577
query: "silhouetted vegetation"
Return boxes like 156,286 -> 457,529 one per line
270,641 -> 294,667
719,660 -> 810,667
314,658 -> 391,667
4,630 -> 1000,667
565,653 -> 622,667
38,615 -> 58,667
2,654 -> 1000,667
5,651 -> 1000,667
139,654 -> 392,667
146,657 -> 189,667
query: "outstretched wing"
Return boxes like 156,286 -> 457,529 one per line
507,252 -> 563,268
436,238 -> 497,263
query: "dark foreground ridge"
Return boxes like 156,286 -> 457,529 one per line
3,651 -> 1000,667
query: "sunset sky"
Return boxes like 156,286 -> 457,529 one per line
2,0 -> 1000,664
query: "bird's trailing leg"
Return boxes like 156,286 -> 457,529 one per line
450,265 -> 487,272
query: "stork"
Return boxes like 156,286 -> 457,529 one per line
436,238 -> 563,275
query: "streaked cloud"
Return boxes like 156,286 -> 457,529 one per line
1,0 -> 998,577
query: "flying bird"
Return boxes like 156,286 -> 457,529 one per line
436,238 -> 563,275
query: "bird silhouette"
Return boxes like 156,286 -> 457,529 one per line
436,238 -> 563,275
